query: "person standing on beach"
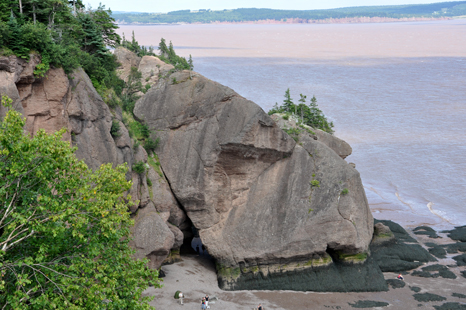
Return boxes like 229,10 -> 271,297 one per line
205,294 -> 209,308
201,297 -> 206,310
258,303 -> 263,310
179,291 -> 184,305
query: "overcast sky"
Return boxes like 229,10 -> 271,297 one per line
87,0 -> 464,13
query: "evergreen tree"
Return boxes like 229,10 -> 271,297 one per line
268,89 -> 334,134
283,88 -> 294,113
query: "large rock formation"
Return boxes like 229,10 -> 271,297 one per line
0,54 -> 185,270
2,49 -> 387,292
134,67 -> 381,291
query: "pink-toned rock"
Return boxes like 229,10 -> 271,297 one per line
17,55 -> 40,85
270,114 -> 352,159
114,47 -> 141,82
130,203 -> 175,269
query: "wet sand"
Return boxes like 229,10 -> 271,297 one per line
144,231 -> 466,310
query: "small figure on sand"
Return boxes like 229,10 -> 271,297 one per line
201,297 -> 206,310
179,291 -> 184,305
205,294 -> 210,309
397,273 -> 404,280
258,303 -> 263,310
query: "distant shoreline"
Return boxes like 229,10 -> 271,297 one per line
117,16 -> 454,26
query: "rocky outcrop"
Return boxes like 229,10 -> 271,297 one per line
0,55 -> 185,270
0,54 -> 40,118
114,47 -> 141,82
270,114 -> 352,159
134,68 -> 378,291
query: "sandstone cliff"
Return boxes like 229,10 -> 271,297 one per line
1,49 -> 386,292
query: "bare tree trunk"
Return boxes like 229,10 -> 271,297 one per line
73,0 -> 76,16
33,4 -> 36,24
18,0 -> 22,14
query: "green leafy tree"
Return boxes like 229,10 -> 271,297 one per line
0,96 -> 159,309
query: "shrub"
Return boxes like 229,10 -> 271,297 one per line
132,161 -> 146,174
310,180 -> 320,187
341,188 -> 349,195
269,89 -> 334,134
110,119 -> 121,137
133,140 -> 140,152
144,137 -> 160,154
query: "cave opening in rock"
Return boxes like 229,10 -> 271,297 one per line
179,222 -> 213,260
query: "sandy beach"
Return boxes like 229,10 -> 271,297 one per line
143,229 -> 466,310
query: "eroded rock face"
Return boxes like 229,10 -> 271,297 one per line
0,55 -> 184,270
270,114 -> 352,159
129,203 -> 175,269
114,47 -> 141,82
134,69 -> 378,291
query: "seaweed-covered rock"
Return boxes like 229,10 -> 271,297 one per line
410,286 -> 422,292
443,226 -> 466,242
414,226 -> 440,238
428,245 -> 447,259
439,269 -> 457,279
412,270 -> 438,278
217,256 -> 388,292
453,254 -> 466,266
370,220 -> 436,272
422,264 -> 448,272
434,302 -> 466,310
348,300 -> 389,308
386,279 -> 405,289
413,293 -> 447,302
452,293 -> 466,299
372,222 -> 395,246
445,242 -> 466,254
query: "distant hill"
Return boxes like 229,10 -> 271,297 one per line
112,1 -> 466,24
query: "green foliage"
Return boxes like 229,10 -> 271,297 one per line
132,160 -> 146,174
284,127 -> 301,142
269,89 -> 334,134
144,137 -> 160,154
0,95 -> 159,309
158,38 -> 191,70
310,180 -> 320,187
121,30 -> 153,57
110,119 -> 121,137
341,188 -> 349,195
282,114 -> 289,120
122,67 -> 142,113
133,140 -> 140,152
147,155 -> 163,178
112,3 -> 466,24
0,2 -> 124,93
